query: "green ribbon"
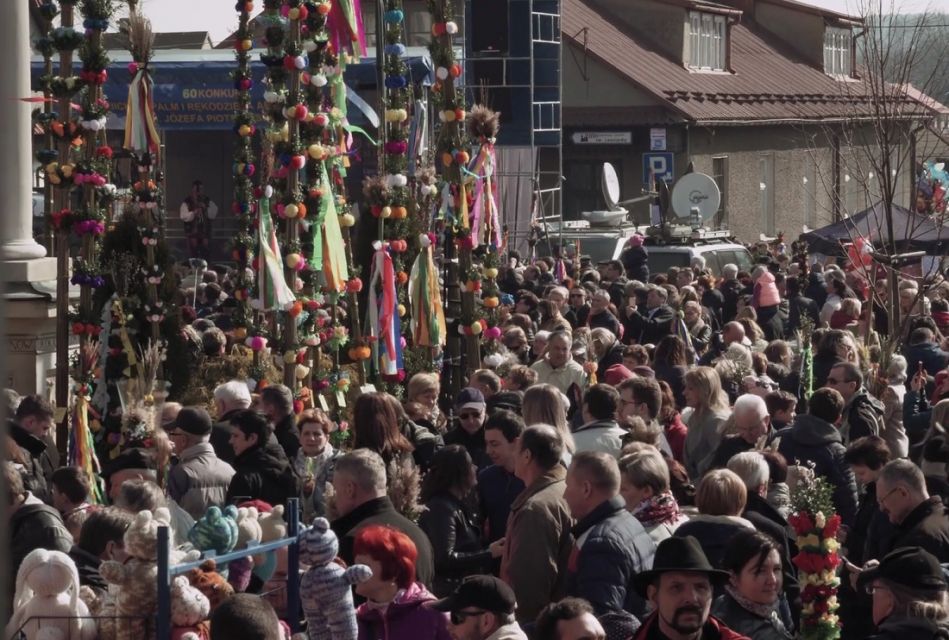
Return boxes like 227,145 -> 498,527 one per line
310,164 -> 329,270
343,123 -> 377,146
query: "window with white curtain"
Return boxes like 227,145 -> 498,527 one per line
823,27 -> 852,77
688,12 -> 726,71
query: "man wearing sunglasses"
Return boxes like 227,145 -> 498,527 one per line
444,388 -> 491,470
430,575 -> 527,640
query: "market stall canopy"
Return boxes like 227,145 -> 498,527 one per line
800,201 -> 948,255
30,48 -> 433,131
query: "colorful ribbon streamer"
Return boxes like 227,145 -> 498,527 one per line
69,395 -> 104,504
255,193 -> 296,310
317,162 -> 349,291
123,67 -> 161,158
327,0 -> 366,59
408,239 -> 446,347
366,243 -> 404,377
467,143 -> 502,248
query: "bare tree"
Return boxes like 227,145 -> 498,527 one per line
805,0 -> 949,360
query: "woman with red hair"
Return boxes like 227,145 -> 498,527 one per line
353,525 -> 451,640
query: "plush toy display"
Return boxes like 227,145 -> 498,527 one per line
189,505 -> 239,556
255,504 -> 287,584
186,559 -> 235,613
5,548 -> 97,640
228,506 -> 262,592
299,517 -> 372,640
170,575 -> 211,640
99,507 -> 171,640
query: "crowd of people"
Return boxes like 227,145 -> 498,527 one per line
6,236 -> 949,640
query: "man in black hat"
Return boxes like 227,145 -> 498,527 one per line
445,387 -> 491,470
166,406 -> 235,520
858,546 -> 949,637
429,575 -> 528,640
632,536 -> 750,640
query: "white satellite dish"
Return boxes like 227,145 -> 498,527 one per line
582,162 -> 628,227
671,172 -> 721,224
603,162 -> 621,209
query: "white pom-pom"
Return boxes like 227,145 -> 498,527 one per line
484,353 -> 504,368
264,91 -> 279,103
302,40 -> 317,53
446,21 -> 458,34
294,56 -> 307,70
264,185 -> 274,198
436,67 -> 449,80
372,240 -> 383,251
311,74 -> 327,87
419,233 -> 431,247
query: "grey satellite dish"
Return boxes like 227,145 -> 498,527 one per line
581,162 -> 628,227
671,172 -> 721,224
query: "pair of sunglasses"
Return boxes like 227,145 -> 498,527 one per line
450,610 -> 486,625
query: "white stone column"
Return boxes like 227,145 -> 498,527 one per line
0,0 -> 47,260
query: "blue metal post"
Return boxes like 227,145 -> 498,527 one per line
157,525 -> 171,640
286,498 -> 301,633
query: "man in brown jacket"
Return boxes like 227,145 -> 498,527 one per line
500,424 -> 574,623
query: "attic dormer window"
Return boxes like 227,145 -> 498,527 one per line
688,11 -> 726,71
824,27 -> 852,77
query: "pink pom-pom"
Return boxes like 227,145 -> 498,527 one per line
484,327 -> 502,340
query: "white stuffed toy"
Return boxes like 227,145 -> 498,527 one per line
299,517 -> 372,640
170,575 -> 211,640
5,548 -> 97,640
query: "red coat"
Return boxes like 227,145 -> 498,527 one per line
663,413 -> 688,464
633,612 -> 751,640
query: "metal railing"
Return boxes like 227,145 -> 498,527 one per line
155,498 -> 303,640
10,615 -> 153,639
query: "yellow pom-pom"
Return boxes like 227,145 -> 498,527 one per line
340,213 -> 356,227
381,206 -> 392,219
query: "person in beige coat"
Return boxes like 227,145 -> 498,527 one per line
500,425 -> 573,624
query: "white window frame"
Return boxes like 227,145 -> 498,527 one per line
824,27 -> 852,77
688,11 -> 727,71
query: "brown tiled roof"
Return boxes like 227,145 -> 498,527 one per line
563,106 -> 680,126
563,0 -> 930,125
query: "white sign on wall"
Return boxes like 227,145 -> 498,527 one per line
571,131 -> 632,145
650,127 -> 667,151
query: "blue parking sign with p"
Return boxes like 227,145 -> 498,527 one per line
643,153 -> 674,185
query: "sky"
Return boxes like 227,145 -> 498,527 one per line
138,0 -> 949,43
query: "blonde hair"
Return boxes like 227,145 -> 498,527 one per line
523,384 -> 575,453
932,399 -> 949,430
619,450 -> 670,495
407,372 -> 439,403
696,468 -> 747,516
883,581 -> 949,624
684,367 -> 729,416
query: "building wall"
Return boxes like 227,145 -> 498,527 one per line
560,121 -> 914,244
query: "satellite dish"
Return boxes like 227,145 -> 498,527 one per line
582,162 -> 628,227
671,172 -> 721,223
602,162 -> 621,209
